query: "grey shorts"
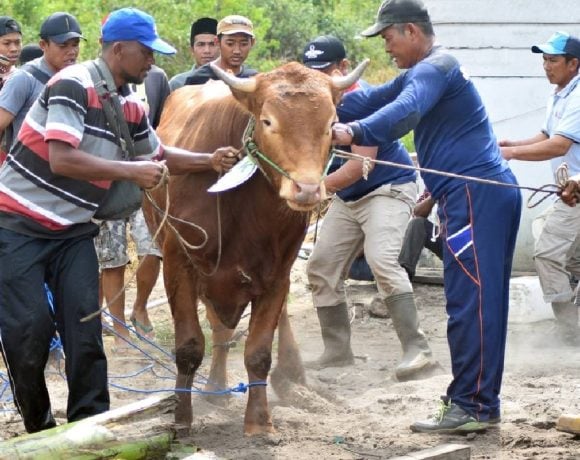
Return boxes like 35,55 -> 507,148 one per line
94,209 -> 162,269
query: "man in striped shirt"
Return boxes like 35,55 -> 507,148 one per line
0,7 -> 238,433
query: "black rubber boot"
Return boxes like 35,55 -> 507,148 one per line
307,303 -> 355,369
386,292 -> 434,380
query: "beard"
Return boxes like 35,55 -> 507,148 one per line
122,68 -> 146,85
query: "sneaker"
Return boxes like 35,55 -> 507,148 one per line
410,399 -> 489,434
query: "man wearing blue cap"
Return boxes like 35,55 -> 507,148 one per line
0,7 -> 238,433
0,12 -> 84,158
332,0 -> 521,434
501,31 -> 580,346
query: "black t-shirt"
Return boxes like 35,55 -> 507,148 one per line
184,64 -> 258,86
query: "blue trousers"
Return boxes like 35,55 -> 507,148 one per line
438,170 -> 521,421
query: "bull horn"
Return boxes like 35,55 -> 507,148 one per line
331,58 -> 370,90
210,62 -> 257,93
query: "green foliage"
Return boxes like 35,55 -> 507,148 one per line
401,131 -> 416,153
0,0 -> 415,146
0,0 -> 397,82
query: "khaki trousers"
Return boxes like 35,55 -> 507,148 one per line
533,199 -> 580,302
307,182 -> 417,307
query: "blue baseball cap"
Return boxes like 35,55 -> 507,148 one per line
102,8 -> 176,55
532,31 -> 580,59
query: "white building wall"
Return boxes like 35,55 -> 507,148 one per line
424,0 -> 580,271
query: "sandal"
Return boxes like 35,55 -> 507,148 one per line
130,316 -> 155,340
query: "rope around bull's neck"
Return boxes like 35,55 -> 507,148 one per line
140,174 -> 224,279
243,117 -> 336,182
332,148 -> 567,208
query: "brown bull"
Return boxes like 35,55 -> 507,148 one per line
144,61 -> 367,435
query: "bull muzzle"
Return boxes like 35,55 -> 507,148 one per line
280,178 -> 326,211
294,181 -> 321,205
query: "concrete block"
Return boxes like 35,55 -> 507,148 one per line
509,276 -> 554,323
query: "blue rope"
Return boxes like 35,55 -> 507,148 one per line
0,380 -> 11,400
103,310 -> 175,361
0,305 -> 267,411
101,312 -> 177,377
0,373 -> 15,411
100,317 -> 268,396
108,363 -> 154,379
108,380 -> 268,396
44,284 -> 63,354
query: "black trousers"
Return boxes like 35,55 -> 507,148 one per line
0,228 -> 109,433
398,216 -> 443,278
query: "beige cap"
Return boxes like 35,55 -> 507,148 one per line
217,15 -> 254,38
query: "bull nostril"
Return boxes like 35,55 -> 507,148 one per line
293,181 -> 321,204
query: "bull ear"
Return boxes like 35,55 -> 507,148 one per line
330,59 -> 370,90
210,63 -> 257,93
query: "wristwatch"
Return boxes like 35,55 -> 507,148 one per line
344,123 -> 354,138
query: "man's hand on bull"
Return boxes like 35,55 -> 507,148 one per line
332,122 -> 354,146
210,146 -> 240,173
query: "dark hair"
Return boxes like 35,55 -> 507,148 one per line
19,44 -> 43,65
394,21 -> 434,37
565,54 -> 580,72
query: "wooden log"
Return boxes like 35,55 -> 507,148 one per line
556,414 -> 580,435
389,443 -> 471,460
0,395 -> 177,460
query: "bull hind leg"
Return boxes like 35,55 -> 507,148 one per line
243,285 -> 291,436
270,300 -> 306,397
164,252 -> 205,429
203,301 -> 235,406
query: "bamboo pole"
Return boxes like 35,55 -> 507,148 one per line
0,395 -> 177,460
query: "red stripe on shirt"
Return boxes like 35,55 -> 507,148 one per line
18,123 -> 50,160
0,193 -> 69,231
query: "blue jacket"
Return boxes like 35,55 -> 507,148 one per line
347,47 -> 508,199
334,80 -> 416,201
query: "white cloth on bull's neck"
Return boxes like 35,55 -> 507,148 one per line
208,156 -> 258,193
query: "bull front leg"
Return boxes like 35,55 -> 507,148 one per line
164,247 -> 205,430
243,281 -> 290,436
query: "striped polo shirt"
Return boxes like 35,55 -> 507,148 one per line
0,60 -> 164,238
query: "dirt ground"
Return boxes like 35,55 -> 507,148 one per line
1,258 -> 580,459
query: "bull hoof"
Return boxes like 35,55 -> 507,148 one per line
175,406 -> 193,429
204,392 -> 232,407
271,365 -> 306,395
174,423 -> 192,438
244,423 -> 277,437
246,431 -> 282,446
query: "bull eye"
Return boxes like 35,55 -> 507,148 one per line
261,119 -> 272,127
